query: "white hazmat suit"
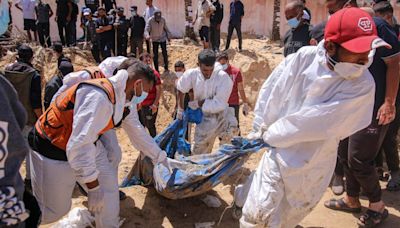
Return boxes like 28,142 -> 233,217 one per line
31,63 -> 167,227
235,42 -> 376,227
176,64 -> 237,154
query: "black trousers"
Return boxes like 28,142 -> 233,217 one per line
338,119 -> 388,203
98,37 -> 113,60
376,107 -> 400,172
138,106 -> 157,137
91,42 -> 101,63
230,104 -> 240,136
130,37 -> 144,58
229,104 -> 240,125
226,23 -> 242,50
57,19 -> 69,46
210,23 -> 221,51
37,22 -> 51,47
146,39 -> 151,53
67,20 -> 77,46
117,35 -> 128,56
152,41 -> 168,72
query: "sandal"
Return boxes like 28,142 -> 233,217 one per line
324,198 -> 362,213
358,209 -> 388,227
387,173 -> 400,191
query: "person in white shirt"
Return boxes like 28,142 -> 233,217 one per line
15,0 -> 37,41
232,8 -> 391,228
176,49 -> 237,154
29,58 -> 169,227
143,0 -> 159,53
194,0 -> 215,49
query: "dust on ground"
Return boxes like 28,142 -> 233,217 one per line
2,38 -> 399,228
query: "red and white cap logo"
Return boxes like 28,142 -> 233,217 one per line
358,17 -> 372,32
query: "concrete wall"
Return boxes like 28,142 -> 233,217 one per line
9,0 -> 400,41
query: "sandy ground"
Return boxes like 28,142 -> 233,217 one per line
2,38 -> 400,227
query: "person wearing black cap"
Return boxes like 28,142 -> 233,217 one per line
114,7 -> 129,56
44,61 -> 74,110
129,6 -> 146,58
96,6 -> 114,59
4,44 -> 42,193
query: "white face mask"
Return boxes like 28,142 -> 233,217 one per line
221,64 -> 228,71
175,72 -> 184,78
327,50 -> 375,80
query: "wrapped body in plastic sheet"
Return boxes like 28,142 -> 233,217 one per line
121,109 -> 268,199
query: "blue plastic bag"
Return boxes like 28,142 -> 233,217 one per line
121,109 -> 269,199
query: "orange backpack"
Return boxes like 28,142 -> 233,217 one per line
35,78 -> 116,151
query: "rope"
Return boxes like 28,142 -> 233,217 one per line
217,155 -> 249,227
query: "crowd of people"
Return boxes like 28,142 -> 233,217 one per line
1,0 -> 400,228
7,0 -> 245,69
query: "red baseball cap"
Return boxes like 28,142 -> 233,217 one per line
325,7 -> 391,53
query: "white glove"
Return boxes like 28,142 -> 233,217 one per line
154,151 -> 172,172
152,150 -> 167,165
246,124 -> 268,140
188,101 -> 199,110
87,186 -> 104,213
242,103 -> 250,116
176,108 -> 184,120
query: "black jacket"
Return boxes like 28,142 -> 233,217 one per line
211,1 -> 223,25
130,15 -> 146,38
44,74 -> 63,110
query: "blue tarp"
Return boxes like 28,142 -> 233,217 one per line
121,109 -> 268,199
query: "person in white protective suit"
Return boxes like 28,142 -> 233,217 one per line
28,59 -> 169,228
51,56 -> 128,171
233,7 -> 391,228
176,49 -> 238,155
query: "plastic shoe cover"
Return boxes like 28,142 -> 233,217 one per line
51,207 -> 95,228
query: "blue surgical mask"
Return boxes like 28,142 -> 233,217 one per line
0,0 -> 10,36
287,17 -> 300,29
129,81 -> 148,106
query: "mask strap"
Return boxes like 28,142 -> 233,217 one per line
327,54 -> 338,67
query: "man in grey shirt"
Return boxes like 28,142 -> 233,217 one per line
145,10 -> 171,73
143,0 -> 159,53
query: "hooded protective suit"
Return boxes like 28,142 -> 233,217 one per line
176,63 -> 237,154
31,58 -> 167,227
236,42 -> 375,227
